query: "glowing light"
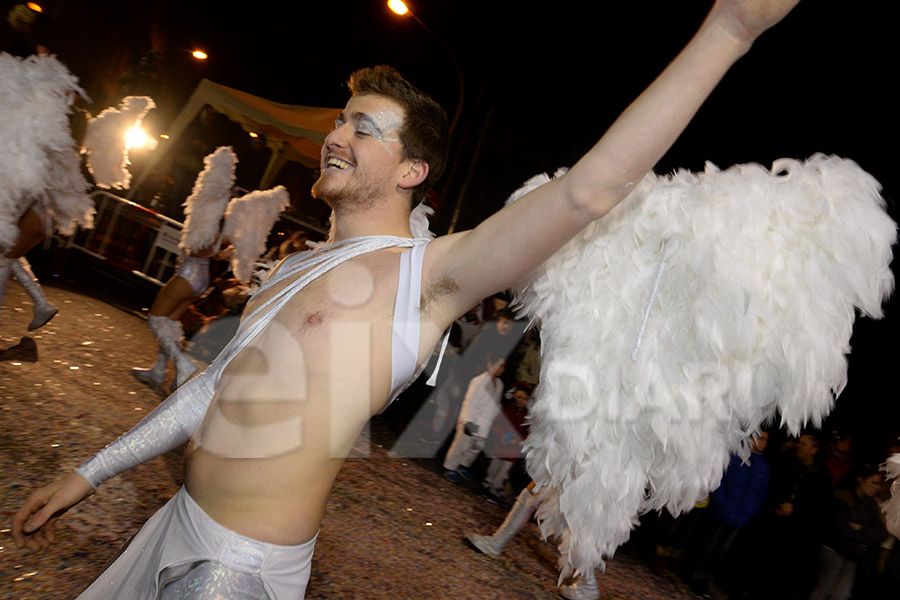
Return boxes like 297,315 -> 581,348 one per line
388,0 -> 409,16
125,126 -> 148,149
192,50 -> 208,60
26,3 -> 43,13
160,134 -> 170,140
249,131 -> 258,138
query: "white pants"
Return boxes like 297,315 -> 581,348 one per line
483,458 -> 514,492
443,423 -> 485,471
76,487 -> 317,600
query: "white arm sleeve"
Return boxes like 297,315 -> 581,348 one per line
74,371 -> 214,488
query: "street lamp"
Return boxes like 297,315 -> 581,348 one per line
388,0 -> 464,136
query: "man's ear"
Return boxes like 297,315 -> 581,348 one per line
399,159 -> 429,190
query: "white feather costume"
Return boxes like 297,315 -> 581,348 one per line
883,453 -> 900,539
82,96 -> 156,189
221,186 -> 290,283
409,202 -> 436,240
178,147 -> 237,254
507,154 -> 896,579
0,52 -> 92,250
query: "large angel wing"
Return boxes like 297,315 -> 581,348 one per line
510,154 -> 896,578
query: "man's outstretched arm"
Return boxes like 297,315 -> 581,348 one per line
428,0 -> 801,316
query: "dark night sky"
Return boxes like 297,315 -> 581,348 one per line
20,0 -> 900,455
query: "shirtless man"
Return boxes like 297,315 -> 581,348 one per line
12,1 -> 801,597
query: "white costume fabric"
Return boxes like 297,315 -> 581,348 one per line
76,487 -> 316,600
75,235 -> 431,598
174,255 -> 211,297
508,155 -> 896,578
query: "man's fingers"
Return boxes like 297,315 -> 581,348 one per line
22,504 -> 53,534
42,516 -> 59,544
11,497 -> 46,547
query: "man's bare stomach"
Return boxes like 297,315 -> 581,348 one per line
184,443 -> 343,545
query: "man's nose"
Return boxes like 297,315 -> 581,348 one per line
324,122 -> 350,149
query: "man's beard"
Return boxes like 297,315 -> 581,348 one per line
311,171 -> 380,214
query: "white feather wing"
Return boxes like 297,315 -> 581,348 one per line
179,146 -> 237,253
0,53 -> 91,249
82,96 -> 156,189
510,155 -> 896,578
222,186 -> 290,283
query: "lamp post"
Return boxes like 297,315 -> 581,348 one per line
388,0 -> 464,136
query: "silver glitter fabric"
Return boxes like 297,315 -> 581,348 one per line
175,255 -> 211,296
160,561 -> 270,600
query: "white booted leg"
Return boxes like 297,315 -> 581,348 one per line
148,316 -> 196,388
559,569 -> 600,600
11,258 -> 58,330
466,486 -> 535,558
0,258 -> 12,316
132,349 -> 168,386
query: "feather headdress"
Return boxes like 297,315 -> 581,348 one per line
508,154 -> 896,579
221,186 -> 290,283
179,146 -> 237,254
0,53 -> 92,250
82,96 -> 156,189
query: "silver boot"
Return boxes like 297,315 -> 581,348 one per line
11,258 -> 58,330
466,487 -> 535,558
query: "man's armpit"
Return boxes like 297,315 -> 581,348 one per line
420,274 -> 460,314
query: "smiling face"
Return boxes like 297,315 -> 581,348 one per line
311,94 -> 411,212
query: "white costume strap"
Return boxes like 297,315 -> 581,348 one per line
75,236 -> 427,488
208,236 -> 427,385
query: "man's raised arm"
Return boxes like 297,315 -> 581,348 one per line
427,0 -> 801,316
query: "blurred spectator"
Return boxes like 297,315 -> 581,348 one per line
809,465 -> 889,600
513,327 -> 541,388
430,305 -> 524,445
689,432 -> 770,598
652,499 -> 709,580
443,354 -> 506,483
481,382 -> 533,499
262,230 -> 309,262
823,430 -> 854,489
749,431 -> 831,599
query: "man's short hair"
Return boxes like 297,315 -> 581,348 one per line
494,308 -> 516,321
347,66 -> 449,206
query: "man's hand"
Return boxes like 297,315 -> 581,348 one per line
11,473 -> 94,552
710,0 -> 802,43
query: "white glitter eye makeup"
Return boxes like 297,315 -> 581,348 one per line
356,109 -> 402,155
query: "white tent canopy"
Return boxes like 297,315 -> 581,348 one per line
128,79 -> 341,199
